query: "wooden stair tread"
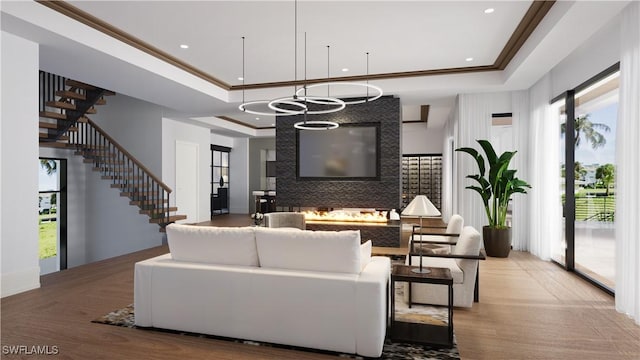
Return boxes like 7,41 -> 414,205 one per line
83,159 -> 124,164
45,101 -> 76,110
102,90 -> 116,96
85,107 -> 97,114
55,90 -> 85,100
120,191 -> 161,197
77,144 -> 107,149
110,183 -> 151,189
95,98 -> 107,105
39,141 -> 72,149
92,167 -> 134,172
77,151 -> 116,158
101,175 -> 142,180
65,79 -> 96,90
140,207 -> 178,215
130,199 -> 168,206
40,111 -> 67,120
39,122 -> 58,129
41,135 -> 69,141
149,215 -> 187,224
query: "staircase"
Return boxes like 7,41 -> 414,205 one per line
39,71 -> 186,231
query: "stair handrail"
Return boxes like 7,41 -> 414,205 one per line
85,118 -> 172,193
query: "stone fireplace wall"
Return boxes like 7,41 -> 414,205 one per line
276,95 -> 401,210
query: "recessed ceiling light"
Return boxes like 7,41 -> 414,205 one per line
484,8 -> 495,14
271,123 -> 275,127
341,68 -> 349,72
465,57 -> 474,62
179,44 -> 189,49
238,77 -> 244,81
255,117 -> 260,120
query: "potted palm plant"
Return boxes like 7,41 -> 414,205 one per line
456,140 -> 531,257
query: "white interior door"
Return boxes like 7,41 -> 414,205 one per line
175,141 -> 199,223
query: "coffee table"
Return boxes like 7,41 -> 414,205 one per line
390,264 -> 454,347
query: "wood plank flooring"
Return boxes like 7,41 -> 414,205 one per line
2,214 -> 638,359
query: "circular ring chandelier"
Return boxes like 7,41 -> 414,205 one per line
295,82 -> 383,105
239,100 -> 306,117
268,95 -> 346,115
293,120 -> 340,130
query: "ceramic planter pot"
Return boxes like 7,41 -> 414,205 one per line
482,226 -> 512,257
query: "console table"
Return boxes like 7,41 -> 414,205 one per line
390,264 -> 454,348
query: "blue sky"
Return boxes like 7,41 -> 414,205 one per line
38,161 -> 59,192
574,103 -> 617,166
561,102 -> 617,167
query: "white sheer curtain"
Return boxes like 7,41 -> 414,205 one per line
440,135 -> 455,222
444,103 -> 460,220
511,90 -> 530,251
526,74 -> 560,260
455,93 -> 492,232
616,1 -> 640,326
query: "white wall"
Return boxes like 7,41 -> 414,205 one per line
85,170 -> 161,262
91,94 -> 163,174
402,124 -> 444,154
550,14 -> 621,97
211,133 -> 234,149
1,32 -> 40,297
162,118 -> 211,222
38,148 -> 88,268
82,94 -> 165,262
230,137 -> 249,214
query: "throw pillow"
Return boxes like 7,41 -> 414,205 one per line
360,240 -> 372,271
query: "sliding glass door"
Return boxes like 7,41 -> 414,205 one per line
38,158 -> 67,275
573,71 -> 618,289
553,65 -> 618,293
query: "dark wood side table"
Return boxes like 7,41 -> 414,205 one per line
390,264 -> 454,348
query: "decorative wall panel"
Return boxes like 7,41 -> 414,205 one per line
276,95 -> 401,210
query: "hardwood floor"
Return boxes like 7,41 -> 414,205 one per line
2,214 -> 638,359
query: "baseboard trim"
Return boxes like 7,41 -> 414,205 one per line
1,267 -> 41,298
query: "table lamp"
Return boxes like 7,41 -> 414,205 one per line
401,195 -> 441,274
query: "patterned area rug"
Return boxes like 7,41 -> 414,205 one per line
93,287 -> 459,360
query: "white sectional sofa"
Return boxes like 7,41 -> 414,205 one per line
134,224 -> 390,357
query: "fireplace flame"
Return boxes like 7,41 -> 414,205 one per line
301,210 -> 388,223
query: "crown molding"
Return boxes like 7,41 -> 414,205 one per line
37,0 -> 555,91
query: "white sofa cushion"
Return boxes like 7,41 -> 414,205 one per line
360,240 -> 372,271
408,256 -> 463,283
255,228 -> 362,274
166,224 -> 259,266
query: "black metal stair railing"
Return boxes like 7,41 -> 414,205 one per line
39,71 -> 107,142
69,116 -> 174,226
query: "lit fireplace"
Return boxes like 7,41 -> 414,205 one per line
301,209 -> 388,223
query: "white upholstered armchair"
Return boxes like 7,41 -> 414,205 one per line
405,226 -> 485,308
409,214 -> 464,254
264,212 -> 306,230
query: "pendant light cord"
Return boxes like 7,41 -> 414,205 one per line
242,36 -> 245,107
327,45 -> 330,97
304,31 -> 308,123
366,52 -> 370,102
293,0 -> 298,95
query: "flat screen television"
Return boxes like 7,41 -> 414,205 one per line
297,123 -> 380,180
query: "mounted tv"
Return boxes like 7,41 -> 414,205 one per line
297,123 -> 380,180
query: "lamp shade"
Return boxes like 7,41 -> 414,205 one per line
401,195 -> 441,217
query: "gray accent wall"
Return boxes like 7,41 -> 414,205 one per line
276,96 -> 401,210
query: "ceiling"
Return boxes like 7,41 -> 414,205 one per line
1,1 -> 631,137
